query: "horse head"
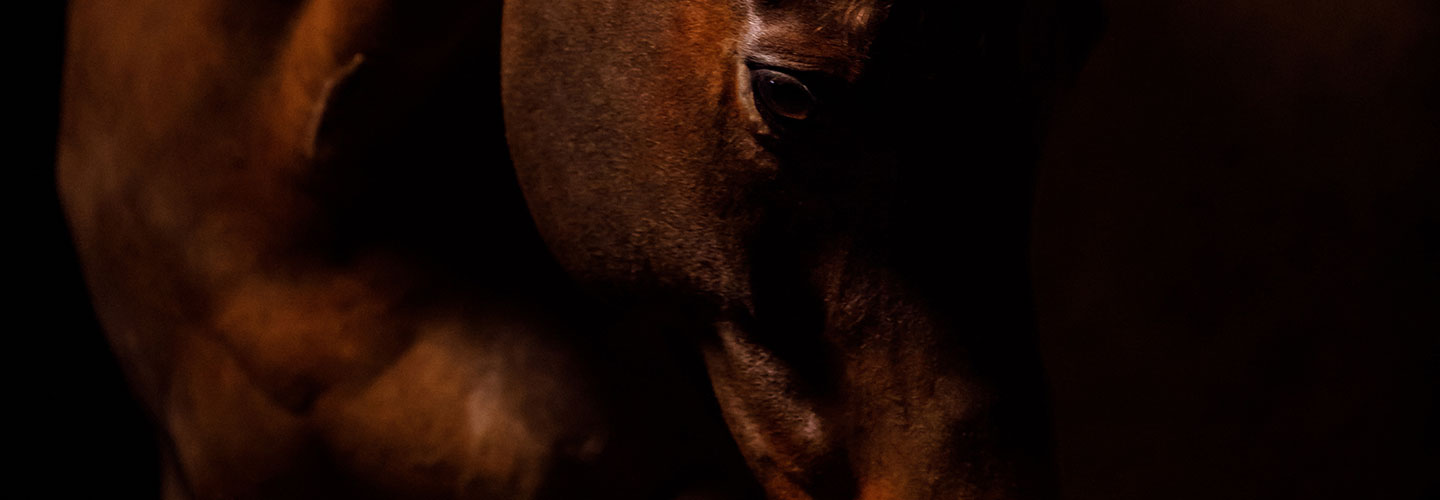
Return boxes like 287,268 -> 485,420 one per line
501,1 -> 1099,498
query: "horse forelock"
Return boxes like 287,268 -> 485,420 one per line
830,0 -> 890,34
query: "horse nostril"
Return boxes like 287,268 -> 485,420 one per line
752,68 -> 815,122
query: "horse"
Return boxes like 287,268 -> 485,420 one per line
58,0 -> 1098,498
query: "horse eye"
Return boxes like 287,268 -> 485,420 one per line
751,69 -> 815,122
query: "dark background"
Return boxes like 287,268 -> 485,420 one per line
31,1 -> 1436,499
1033,1 -> 1438,499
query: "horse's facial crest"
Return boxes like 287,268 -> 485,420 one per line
503,1 -> 1076,498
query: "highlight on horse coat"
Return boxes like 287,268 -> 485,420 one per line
58,1 -> 1101,498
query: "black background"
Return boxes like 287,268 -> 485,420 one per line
1032,1 -> 1438,499
29,1 -> 1436,499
